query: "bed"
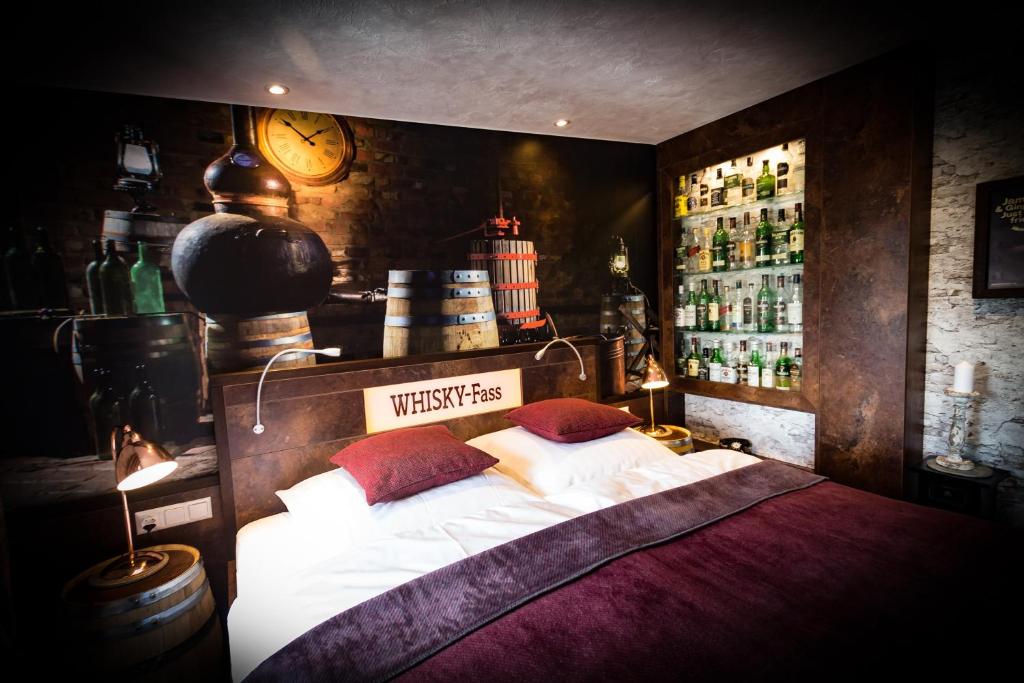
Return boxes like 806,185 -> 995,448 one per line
211,342 -> 1019,682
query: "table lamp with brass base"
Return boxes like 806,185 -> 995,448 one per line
88,424 -> 178,588
638,355 -> 671,438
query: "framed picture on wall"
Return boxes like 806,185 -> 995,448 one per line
973,175 -> 1024,298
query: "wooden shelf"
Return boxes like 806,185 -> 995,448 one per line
671,376 -> 815,413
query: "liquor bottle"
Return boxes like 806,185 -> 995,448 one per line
776,143 -> 792,196
709,341 -> 724,382
724,160 -> 742,205
712,217 -> 729,272
730,280 -> 744,332
743,282 -> 755,332
696,279 -> 710,331
85,239 -> 104,314
721,284 -> 731,331
789,203 -> 805,263
774,275 -> 788,333
727,217 -> 739,268
686,336 -> 701,379
674,176 -> 688,219
4,225 -> 38,309
755,209 -> 773,268
99,239 -> 133,316
788,274 -> 803,332
688,227 -> 701,272
791,347 -> 803,392
676,335 -> 687,375
760,342 -> 776,389
675,233 -> 687,274
756,159 -> 776,200
747,340 -> 762,388
738,339 -> 750,385
698,348 -> 710,381
31,227 -> 68,308
709,280 -> 722,332
129,364 -> 163,442
721,341 -> 739,384
686,173 -> 700,213
710,167 -> 725,208
742,157 -> 756,203
673,284 -> 686,332
699,174 -> 710,209
792,140 -> 806,193
697,225 -> 712,273
756,274 -> 775,333
131,241 -> 165,314
772,209 -> 790,266
683,282 -> 698,331
774,342 -> 793,391
738,213 -> 755,269
89,368 -> 125,459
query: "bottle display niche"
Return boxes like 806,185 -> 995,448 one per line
671,139 -> 806,398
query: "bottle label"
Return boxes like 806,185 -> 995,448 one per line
757,301 -> 770,320
698,250 -> 711,271
709,363 -> 722,382
743,303 -> 753,324
775,367 -> 791,390
761,367 -> 774,388
774,302 -> 787,326
747,366 -> 760,387
790,231 -> 804,252
788,303 -> 802,326
683,305 -> 696,327
724,174 -> 742,189
710,188 -> 724,206
742,179 -> 755,197
687,358 -> 699,377
674,306 -> 685,327
687,196 -> 698,212
712,256 -> 726,268
708,303 -> 719,322
696,304 -> 707,328
720,366 -> 737,383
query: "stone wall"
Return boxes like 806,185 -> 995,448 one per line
925,52 -> 1024,525
683,397 -> 815,468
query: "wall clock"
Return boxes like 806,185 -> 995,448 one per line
256,109 -> 356,186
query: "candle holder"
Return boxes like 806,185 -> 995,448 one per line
925,388 -> 992,478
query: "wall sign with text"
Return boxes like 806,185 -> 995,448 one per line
973,174 -> 1024,298
363,368 -> 523,433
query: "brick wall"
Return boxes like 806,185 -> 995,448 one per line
10,86 -> 655,359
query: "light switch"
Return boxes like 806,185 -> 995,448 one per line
165,505 -> 188,526
188,499 -> 212,521
134,496 -> 214,534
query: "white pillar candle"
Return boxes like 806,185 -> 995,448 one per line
953,361 -> 975,393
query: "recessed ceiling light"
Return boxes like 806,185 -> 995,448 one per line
554,119 -> 570,128
267,84 -> 289,95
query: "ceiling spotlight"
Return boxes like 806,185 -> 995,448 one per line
267,84 -> 289,95
554,119 -> 570,128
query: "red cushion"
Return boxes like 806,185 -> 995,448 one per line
504,398 -> 642,443
330,425 -> 499,505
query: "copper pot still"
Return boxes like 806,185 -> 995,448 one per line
171,105 -> 333,316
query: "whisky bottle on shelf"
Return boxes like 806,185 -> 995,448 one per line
697,225 -> 712,273
738,339 -> 750,385
776,143 -> 792,196
731,280 -> 744,332
792,140 -> 806,194
727,217 -> 739,268
788,274 -> 803,332
709,280 -> 722,332
742,157 -> 756,204
85,239 -> 104,314
687,173 -> 701,213
686,336 -> 701,379
721,284 -> 732,331
743,282 -> 756,332
774,275 -> 788,333
712,218 -> 729,272
755,209 -> 773,268
721,341 -> 739,384
738,212 -> 755,269
674,176 -> 688,219
760,342 -> 776,389
791,347 -> 803,392
724,160 -> 741,206
688,227 -> 701,272
699,175 -> 710,209
774,342 -> 793,391
697,279 -> 710,331
756,160 -> 776,200
698,348 -> 710,381
710,167 -> 725,208
756,274 -> 776,333
747,340 -> 763,388
674,284 -> 686,332
772,209 -> 790,266
789,203 -> 805,263
683,282 -> 698,331
99,239 -> 133,316
709,341 -> 724,382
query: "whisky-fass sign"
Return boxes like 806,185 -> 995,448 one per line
363,368 -> 523,433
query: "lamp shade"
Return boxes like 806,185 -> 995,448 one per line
113,425 -> 178,491
640,355 -> 669,390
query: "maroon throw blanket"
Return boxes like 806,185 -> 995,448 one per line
247,461 -> 1018,682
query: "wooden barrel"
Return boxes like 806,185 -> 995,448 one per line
600,294 -> 646,372
468,239 -> 540,331
62,544 -> 222,681
73,313 -> 202,444
383,270 -> 499,358
599,335 -> 626,398
206,311 -> 316,373
650,425 -> 694,455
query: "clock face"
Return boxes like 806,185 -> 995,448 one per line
257,109 -> 356,186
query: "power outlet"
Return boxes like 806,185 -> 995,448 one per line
134,496 -> 213,535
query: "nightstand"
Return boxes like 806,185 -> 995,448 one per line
907,458 -> 1010,520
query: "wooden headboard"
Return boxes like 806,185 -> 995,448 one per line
210,340 -> 599,537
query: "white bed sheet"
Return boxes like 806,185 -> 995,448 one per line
228,449 -> 761,681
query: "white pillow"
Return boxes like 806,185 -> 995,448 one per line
275,466 -> 540,545
466,426 -> 678,496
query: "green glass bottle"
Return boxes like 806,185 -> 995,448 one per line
709,280 -> 722,332
130,241 -> 165,314
774,341 -> 793,391
712,217 -> 730,272
683,282 -> 698,331
746,340 -> 762,388
100,239 -> 133,316
696,279 -> 710,332
755,208 -> 773,268
756,274 -> 775,333
789,203 -> 805,263
85,239 -> 104,314
686,336 -> 701,379
756,159 -> 776,200
709,340 -> 725,382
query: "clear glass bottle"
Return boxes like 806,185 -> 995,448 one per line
709,341 -> 724,382
673,283 -> 686,332
755,209 -> 773,268
792,140 -> 806,194
788,274 -> 803,332
721,284 -> 732,332
85,239 -> 104,314
756,274 -> 775,333
738,213 -> 755,269
747,340 -> 762,388
710,167 -> 726,208
697,224 -> 712,273
789,203 -> 805,263
774,275 -> 788,333
738,339 -> 750,385
686,173 -> 701,213
772,208 -> 790,266
760,342 -> 776,389
712,217 -> 729,272
99,239 -> 133,316
130,241 -> 165,314
688,227 -> 701,272
730,280 -> 744,332
742,157 -> 756,204
727,217 -> 739,269
722,341 -> 739,384
724,160 -> 742,206
774,341 -> 793,391
756,159 -> 776,200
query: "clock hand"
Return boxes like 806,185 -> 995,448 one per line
306,127 -> 331,140
278,119 -> 316,145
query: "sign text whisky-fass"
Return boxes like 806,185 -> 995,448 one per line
363,369 -> 523,433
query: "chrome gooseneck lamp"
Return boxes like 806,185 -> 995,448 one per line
253,347 -> 342,435
534,337 -> 587,381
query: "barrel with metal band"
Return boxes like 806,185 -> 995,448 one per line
205,311 -> 315,373
468,239 -> 543,338
61,544 -> 223,679
383,270 -> 500,357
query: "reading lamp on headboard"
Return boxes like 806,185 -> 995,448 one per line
535,337 -> 587,381
253,347 -> 341,435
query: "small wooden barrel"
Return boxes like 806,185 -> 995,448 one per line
599,335 -> 627,398
468,240 -> 540,330
205,311 -> 316,374
383,270 -> 499,358
62,544 -> 223,680
651,425 -> 694,455
600,294 -> 646,371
